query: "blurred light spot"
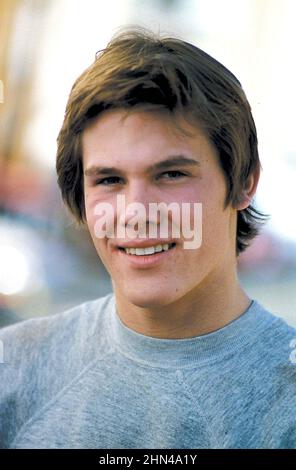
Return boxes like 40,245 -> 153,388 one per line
0,245 -> 30,295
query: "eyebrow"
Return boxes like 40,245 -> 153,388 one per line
84,155 -> 200,177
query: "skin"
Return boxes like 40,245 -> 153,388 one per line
82,109 -> 259,339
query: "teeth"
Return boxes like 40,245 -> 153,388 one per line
123,243 -> 173,255
144,246 -> 156,255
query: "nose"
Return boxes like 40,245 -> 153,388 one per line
116,180 -> 159,234
125,180 -> 153,208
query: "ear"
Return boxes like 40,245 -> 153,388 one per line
235,163 -> 260,210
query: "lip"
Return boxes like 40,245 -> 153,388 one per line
117,243 -> 177,268
115,239 -> 178,249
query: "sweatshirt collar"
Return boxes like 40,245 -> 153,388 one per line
106,294 -> 276,368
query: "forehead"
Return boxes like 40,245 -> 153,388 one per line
81,108 -> 217,170
82,108 -> 194,141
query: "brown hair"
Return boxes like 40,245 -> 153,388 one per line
56,26 -> 269,255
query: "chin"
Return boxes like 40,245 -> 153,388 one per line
122,287 -> 178,309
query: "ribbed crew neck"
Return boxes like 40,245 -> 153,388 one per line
106,294 -> 277,368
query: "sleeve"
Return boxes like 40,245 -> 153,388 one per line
0,321 -> 30,448
0,317 -> 56,448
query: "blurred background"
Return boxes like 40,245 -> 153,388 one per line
0,0 -> 296,328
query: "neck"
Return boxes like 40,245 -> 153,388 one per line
113,263 -> 251,340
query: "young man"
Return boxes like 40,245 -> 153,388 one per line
1,28 -> 296,449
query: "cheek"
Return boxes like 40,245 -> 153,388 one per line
85,199 -> 97,239
85,191 -> 115,239
202,204 -> 232,258
84,191 -> 95,223
194,186 -> 230,253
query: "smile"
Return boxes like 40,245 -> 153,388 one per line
118,243 -> 176,256
117,242 -> 177,268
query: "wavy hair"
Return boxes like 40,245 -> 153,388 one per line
56,26 -> 269,255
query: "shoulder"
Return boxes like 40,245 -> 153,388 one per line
250,304 -> 296,447
0,292 -> 114,361
245,300 -> 296,358
249,302 -> 296,382
0,292 -> 114,448
259,306 -> 296,364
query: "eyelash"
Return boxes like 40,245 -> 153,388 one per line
94,171 -> 187,186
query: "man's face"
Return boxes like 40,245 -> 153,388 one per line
82,109 -> 237,308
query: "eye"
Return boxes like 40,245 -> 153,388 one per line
159,170 -> 187,180
94,176 -> 123,186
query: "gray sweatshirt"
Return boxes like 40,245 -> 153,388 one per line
0,292 -> 296,449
